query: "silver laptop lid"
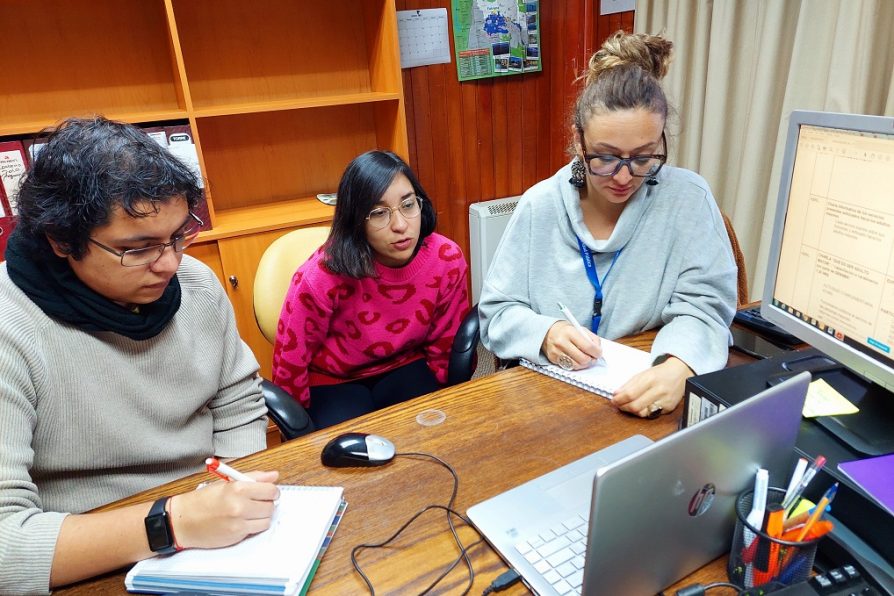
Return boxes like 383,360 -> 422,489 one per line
581,371 -> 810,595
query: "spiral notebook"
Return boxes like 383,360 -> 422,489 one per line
126,485 -> 345,595
520,338 -> 652,398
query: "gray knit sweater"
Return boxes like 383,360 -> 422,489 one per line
0,255 -> 268,594
479,162 -> 737,374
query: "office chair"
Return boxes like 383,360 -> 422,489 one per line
721,212 -> 749,307
252,227 -> 481,440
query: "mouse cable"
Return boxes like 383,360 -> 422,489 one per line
672,581 -> 745,596
350,452 -> 486,595
399,452 -> 477,594
481,568 -> 521,594
350,502 -> 482,595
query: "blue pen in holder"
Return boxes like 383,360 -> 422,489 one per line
728,487 -> 823,591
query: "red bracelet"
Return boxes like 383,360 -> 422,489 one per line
165,496 -> 185,552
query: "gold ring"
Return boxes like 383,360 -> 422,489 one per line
557,354 -> 575,371
646,403 -> 663,419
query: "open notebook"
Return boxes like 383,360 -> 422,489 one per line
126,485 -> 345,596
520,338 -> 652,398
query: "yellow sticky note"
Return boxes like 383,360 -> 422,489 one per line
803,378 -> 859,418
790,498 -> 815,518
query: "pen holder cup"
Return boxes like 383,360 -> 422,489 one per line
728,487 -> 822,591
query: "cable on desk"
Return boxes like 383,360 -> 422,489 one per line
673,581 -> 745,596
481,568 -> 521,594
350,452 -> 487,595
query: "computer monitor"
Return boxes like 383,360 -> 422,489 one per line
761,109 -> 894,455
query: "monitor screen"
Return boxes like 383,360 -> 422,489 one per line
761,110 -> 894,395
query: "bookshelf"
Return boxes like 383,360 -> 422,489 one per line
2,0 -> 408,384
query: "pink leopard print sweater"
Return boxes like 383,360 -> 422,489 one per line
272,233 -> 469,406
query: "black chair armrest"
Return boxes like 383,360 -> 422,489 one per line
260,379 -> 315,441
447,305 -> 480,386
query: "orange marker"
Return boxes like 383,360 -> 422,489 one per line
753,504 -> 785,585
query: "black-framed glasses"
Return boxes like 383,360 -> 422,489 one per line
580,130 -> 667,178
88,211 -> 204,267
365,196 -> 423,230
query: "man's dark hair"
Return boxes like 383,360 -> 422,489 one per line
323,150 -> 436,278
15,116 -> 203,260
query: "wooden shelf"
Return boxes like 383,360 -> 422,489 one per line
172,0 -> 400,106
0,109 -> 189,138
3,0 -> 406,371
191,92 -> 401,119
1,0 -> 184,135
198,198 -> 334,241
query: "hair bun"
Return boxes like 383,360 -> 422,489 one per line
586,31 -> 673,85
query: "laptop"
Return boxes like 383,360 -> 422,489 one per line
467,372 -> 810,596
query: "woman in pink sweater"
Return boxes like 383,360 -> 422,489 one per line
272,151 -> 469,428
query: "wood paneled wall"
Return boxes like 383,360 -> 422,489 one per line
396,1 -> 633,261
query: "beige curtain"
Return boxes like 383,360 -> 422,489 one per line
634,0 -> 894,299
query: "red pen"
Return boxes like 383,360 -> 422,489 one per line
205,457 -> 256,482
782,455 -> 826,513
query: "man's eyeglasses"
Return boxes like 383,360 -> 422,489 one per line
580,130 -> 667,178
366,196 -> 423,230
88,212 -> 204,267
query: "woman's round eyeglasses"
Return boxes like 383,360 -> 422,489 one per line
366,196 -> 423,230
580,130 -> 667,178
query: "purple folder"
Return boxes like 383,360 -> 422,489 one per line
838,454 -> 894,516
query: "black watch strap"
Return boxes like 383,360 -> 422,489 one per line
144,496 -> 178,555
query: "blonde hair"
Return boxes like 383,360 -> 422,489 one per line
573,31 -> 674,133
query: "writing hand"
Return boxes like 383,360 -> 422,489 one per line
612,356 -> 692,417
168,470 -> 280,550
541,321 -> 602,370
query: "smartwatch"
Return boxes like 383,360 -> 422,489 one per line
144,497 -> 178,555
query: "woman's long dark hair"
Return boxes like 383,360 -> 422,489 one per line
323,150 -> 436,278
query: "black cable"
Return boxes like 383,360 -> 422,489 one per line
674,581 -> 745,596
350,452 -> 486,595
703,582 -> 744,593
482,568 -> 522,594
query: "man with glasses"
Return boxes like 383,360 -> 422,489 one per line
0,117 -> 277,594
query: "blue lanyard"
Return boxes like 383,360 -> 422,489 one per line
576,236 -> 621,333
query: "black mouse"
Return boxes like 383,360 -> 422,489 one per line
320,432 -> 396,467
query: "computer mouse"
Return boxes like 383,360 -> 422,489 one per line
320,432 -> 396,467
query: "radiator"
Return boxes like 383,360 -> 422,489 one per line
468,196 -> 520,304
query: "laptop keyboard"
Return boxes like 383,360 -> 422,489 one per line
515,512 -> 589,595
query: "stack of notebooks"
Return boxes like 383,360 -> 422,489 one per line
126,485 -> 345,595
520,337 -> 652,398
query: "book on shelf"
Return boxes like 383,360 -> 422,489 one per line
520,338 -> 652,398
138,124 -> 212,231
0,140 -> 28,216
0,182 -> 9,217
126,485 -> 345,596
142,126 -> 170,149
0,215 -> 18,261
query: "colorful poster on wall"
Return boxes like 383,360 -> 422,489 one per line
451,0 -> 541,81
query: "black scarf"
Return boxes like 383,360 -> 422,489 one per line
5,227 -> 181,340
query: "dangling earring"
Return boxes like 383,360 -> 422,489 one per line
646,176 -> 659,186
569,157 -> 586,188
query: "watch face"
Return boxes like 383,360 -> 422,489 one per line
145,513 -> 173,552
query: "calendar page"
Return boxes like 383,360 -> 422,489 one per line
397,8 -> 451,69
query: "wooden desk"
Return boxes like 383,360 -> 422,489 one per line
56,332 -> 739,595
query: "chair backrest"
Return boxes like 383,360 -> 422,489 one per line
721,212 -> 749,307
253,226 -> 331,344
